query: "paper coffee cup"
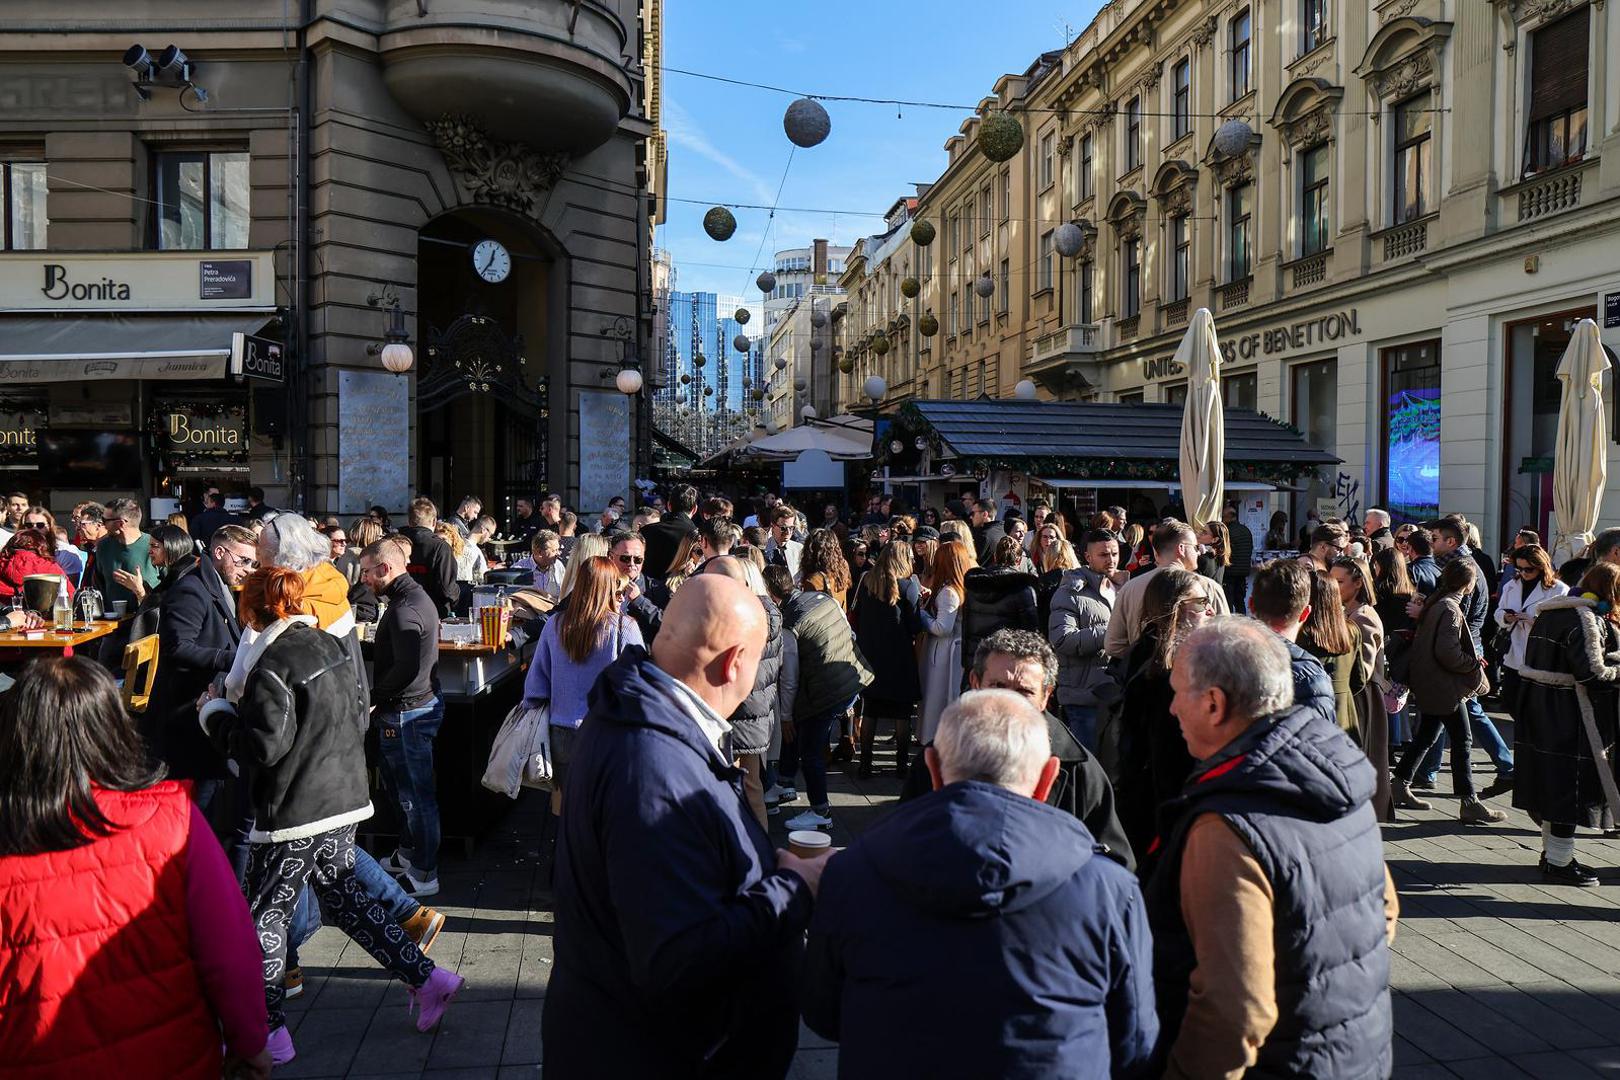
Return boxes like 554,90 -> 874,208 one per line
787,830 -> 831,858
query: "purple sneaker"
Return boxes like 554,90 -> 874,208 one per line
266,1025 -> 296,1065
408,966 -> 465,1032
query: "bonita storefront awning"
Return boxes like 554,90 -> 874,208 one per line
0,313 -> 276,382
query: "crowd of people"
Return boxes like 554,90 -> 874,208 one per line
4,476 -> 1620,1077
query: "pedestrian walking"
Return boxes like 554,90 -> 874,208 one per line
1390,558 -> 1508,823
1150,618 -> 1396,1077
917,539 -> 971,746
0,657 -> 271,1080
1513,562 -> 1620,886
1333,556 -> 1392,822
960,535 -> 1041,675
541,575 -> 831,1080
803,690 -> 1158,1079
201,568 -> 461,1065
1048,529 -> 1123,751
1298,570 -> 1362,737
852,541 -> 922,776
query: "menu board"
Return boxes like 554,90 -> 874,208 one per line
578,390 -> 630,513
338,369 -> 410,513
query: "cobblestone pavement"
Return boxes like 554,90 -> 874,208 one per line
283,729 -> 1620,1079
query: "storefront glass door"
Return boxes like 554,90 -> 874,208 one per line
1291,358 -> 1338,539
1503,309 -> 1595,549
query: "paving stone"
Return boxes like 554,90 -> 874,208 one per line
424,1000 -> 512,1070
502,998 -> 544,1066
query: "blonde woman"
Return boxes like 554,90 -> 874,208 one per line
558,533 -> 611,599
1036,537 -> 1081,631
661,532 -> 705,595
938,520 -> 978,568
437,521 -> 485,585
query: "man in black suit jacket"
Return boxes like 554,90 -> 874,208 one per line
398,496 -> 461,616
189,487 -> 239,543
145,524 -> 258,785
641,484 -> 699,581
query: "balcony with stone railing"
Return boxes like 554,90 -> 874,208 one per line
1375,215 -> 1434,263
1025,322 -> 1105,371
1502,159 -> 1596,227
1220,277 -> 1251,311
1289,251 -> 1329,289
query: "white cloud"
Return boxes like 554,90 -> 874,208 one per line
665,98 -> 775,204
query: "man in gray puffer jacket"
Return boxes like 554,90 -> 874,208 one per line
1048,529 -> 1125,751
704,557 -> 785,827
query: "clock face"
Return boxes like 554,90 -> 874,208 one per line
472,239 -> 511,283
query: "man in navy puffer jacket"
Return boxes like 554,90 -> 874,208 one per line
803,689 -> 1158,1079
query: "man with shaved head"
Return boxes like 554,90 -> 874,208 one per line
542,574 -> 830,1079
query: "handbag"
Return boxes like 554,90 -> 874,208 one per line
481,700 -> 554,798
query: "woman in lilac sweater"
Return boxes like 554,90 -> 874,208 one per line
524,555 -> 642,806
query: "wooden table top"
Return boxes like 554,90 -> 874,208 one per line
436,639 -> 513,655
0,619 -> 120,649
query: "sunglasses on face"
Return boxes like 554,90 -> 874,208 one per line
23,519 -> 47,528
617,553 -> 644,566
331,536 -> 348,545
227,554 -> 257,569
1515,565 -> 1538,575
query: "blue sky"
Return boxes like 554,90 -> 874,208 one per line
659,0 -> 1107,305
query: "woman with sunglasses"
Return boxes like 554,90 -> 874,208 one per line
1493,544 -> 1566,721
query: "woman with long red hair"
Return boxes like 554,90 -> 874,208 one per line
522,555 -> 643,808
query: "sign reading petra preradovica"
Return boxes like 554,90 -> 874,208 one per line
231,332 -> 284,384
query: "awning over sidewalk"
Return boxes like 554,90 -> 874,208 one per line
890,399 -> 1338,487
0,313 -> 275,382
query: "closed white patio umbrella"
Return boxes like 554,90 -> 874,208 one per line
1552,318 -> 1610,566
1177,307 -> 1225,530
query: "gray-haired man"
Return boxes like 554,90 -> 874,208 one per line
1150,616 -> 1397,1079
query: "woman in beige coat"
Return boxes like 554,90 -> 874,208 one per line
1390,557 -> 1507,824
1333,556 -> 1391,822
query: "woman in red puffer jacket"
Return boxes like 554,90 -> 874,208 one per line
0,528 -> 73,601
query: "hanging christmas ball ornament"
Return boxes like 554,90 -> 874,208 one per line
810,309 -> 828,329
783,97 -> 832,148
734,307 -> 751,325
973,274 -> 995,298
703,385 -> 714,397
1213,118 -> 1256,158
774,355 -> 788,370
753,387 -> 767,401
900,277 -> 920,299
810,338 -> 824,352
1015,379 -> 1038,400
801,404 -> 818,420
910,219 -> 936,246
680,373 -> 690,385
743,377 -> 752,389
693,352 -> 706,368
733,334 -> 750,353
1054,221 -> 1087,258
756,270 -> 777,293
864,375 -> 888,402
978,112 -> 1025,163
918,312 -> 940,337
765,417 -> 780,435
703,206 -> 737,241
838,357 -> 855,374
793,376 -> 808,392
871,333 -> 890,355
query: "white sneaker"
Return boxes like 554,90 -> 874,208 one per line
398,870 -> 440,898
785,808 -> 832,830
377,850 -> 415,876
775,786 -> 798,804
762,784 -> 784,803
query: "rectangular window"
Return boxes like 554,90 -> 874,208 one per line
1080,259 -> 1094,323
1125,97 -> 1142,172
1300,143 -> 1331,255
949,291 -> 959,336
1302,0 -> 1328,55
1227,183 -> 1253,280
999,258 -> 1010,313
1170,214 -> 1190,301
1382,341 -> 1441,522
1123,240 -> 1141,317
1119,390 -> 1145,405
1080,134 -> 1094,200
999,169 -> 1011,220
1230,10 -> 1252,101
1393,92 -> 1433,223
1040,132 -> 1056,190
1222,370 -> 1258,411
155,150 -> 249,250
980,186 -> 993,235
2,161 -> 47,250
1173,59 -> 1192,141
1524,6 -> 1590,176
1292,358 -> 1340,532
1038,230 -> 1055,292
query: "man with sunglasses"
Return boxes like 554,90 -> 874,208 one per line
610,531 -> 669,644
95,498 -> 159,610
147,525 -> 259,811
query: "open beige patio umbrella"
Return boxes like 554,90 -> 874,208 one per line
1552,318 -> 1609,566
1177,307 -> 1224,530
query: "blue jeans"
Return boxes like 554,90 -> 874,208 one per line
778,706 -> 841,810
377,699 -> 445,879
1063,705 -> 1100,753
1417,696 -> 1513,781
290,844 -> 421,955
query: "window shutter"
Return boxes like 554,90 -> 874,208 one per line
1529,7 -> 1590,121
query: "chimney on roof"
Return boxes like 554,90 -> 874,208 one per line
813,239 -> 828,280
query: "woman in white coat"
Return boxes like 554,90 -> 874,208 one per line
917,539 -> 972,743
1495,543 -> 1568,721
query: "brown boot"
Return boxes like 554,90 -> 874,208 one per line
402,906 -> 446,954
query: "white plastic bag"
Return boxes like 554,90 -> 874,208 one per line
482,701 -> 553,798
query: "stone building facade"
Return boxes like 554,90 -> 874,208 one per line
844,0 -> 1620,550
0,0 -> 661,521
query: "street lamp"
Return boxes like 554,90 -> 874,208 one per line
366,286 -> 414,375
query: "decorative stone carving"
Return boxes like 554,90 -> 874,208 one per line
1057,134 -> 1074,157
1164,185 -> 1193,215
1137,65 -> 1163,96
428,115 -> 569,218
1191,16 -> 1217,49
1212,154 -> 1255,186
1376,50 -> 1433,99
1279,105 -> 1334,149
1380,0 -> 1421,21
1509,0 -> 1581,22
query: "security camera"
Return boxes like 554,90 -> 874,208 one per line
122,45 -> 153,77
156,45 -> 189,77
